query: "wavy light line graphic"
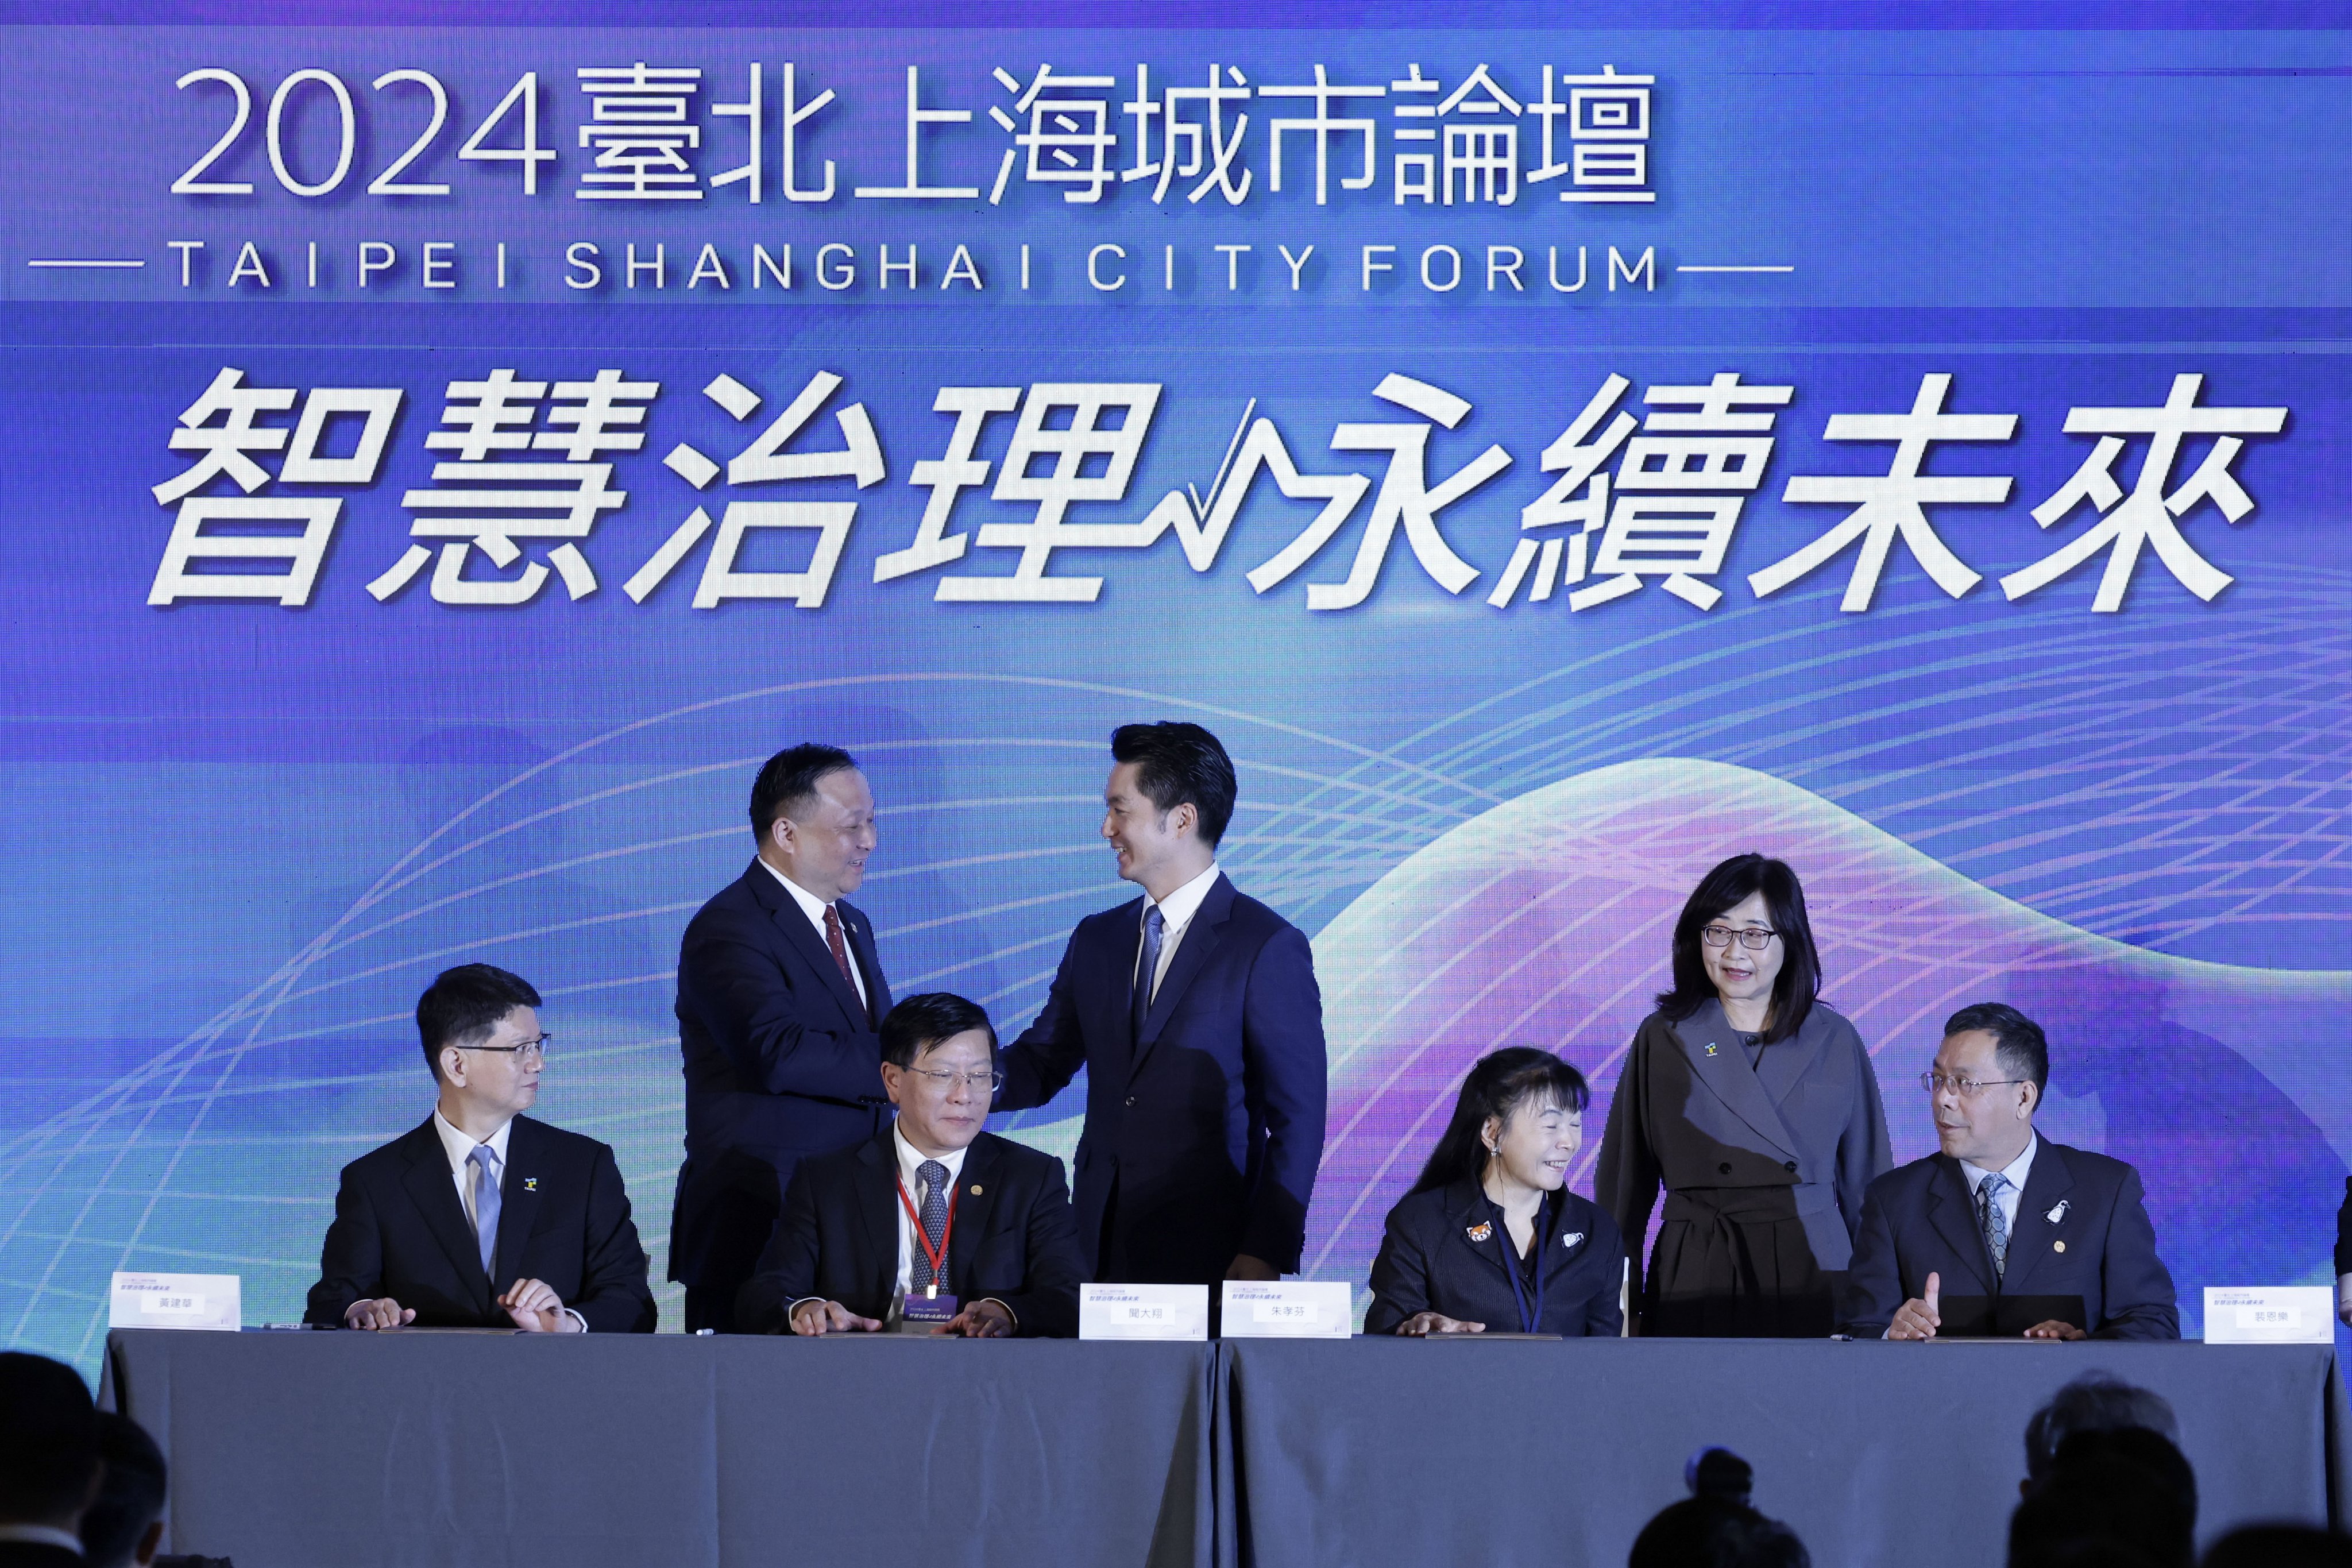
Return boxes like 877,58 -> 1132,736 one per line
7,602 -> 2352,1369
1305,758 -> 2351,1334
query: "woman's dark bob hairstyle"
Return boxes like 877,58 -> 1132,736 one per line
1653,853 -> 1823,1045
1409,1047 -> 1591,1195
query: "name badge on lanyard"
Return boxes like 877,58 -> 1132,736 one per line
896,1171 -> 960,1323
1490,1196 -> 1546,1335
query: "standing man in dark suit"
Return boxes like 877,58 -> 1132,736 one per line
306,964 -> 656,1332
996,722 -> 1327,1286
2333,1179 -> 2352,1326
671,743 -> 894,1332
1841,1002 -> 2177,1341
737,992 -> 1086,1337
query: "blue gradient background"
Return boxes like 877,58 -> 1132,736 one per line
5,9 -> 2352,1370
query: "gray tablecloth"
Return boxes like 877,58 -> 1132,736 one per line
1218,1338 -> 2351,1568
102,1329 -> 1216,1568
102,1330 -> 2346,1568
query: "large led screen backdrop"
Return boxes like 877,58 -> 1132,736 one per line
5,4 -> 2351,1368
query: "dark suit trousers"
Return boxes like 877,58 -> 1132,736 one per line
686,1282 -> 743,1334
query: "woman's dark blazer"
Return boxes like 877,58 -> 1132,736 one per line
1365,1177 -> 1624,1337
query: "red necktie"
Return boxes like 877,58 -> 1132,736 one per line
825,905 -> 872,1025
823,905 -> 855,990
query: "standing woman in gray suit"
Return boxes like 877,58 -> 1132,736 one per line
1596,853 -> 1891,1336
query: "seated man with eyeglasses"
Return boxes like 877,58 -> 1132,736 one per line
736,992 -> 1086,1338
1839,1002 -> 2176,1341
305,963 -> 657,1333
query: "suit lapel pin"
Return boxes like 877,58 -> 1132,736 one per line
1466,1221 -> 1493,1243
523,1177 -> 538,1192
2053,1240 -> 2067,1253
969,1184 -> 983,1196
1561,1231 -> 1585,1250
1704,1042 -> 1719,1057
2045,1199 -> 2068,1224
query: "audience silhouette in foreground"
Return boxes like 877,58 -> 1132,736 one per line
1628,1447 -> 1810,1568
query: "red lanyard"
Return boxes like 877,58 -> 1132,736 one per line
895,1170 -> 959,1297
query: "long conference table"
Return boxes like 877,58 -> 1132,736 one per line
103,1328 -> 2350,1568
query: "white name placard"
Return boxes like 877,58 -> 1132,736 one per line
2202,1286 -> 2333,1345
109,1272 -> 241,1333
1079,1283 -> 1208,1341
1220,1280 -> 1353,1338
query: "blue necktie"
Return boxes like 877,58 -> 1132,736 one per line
1978,1172 -> 2010,1280
468,1144 -> 502,1279
912,1160 -> 950,1293
1131,905 -> 1165,1044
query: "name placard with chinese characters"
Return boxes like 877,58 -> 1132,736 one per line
108,1272 -> 241,1333
1077,1283 -> 1208,1341
2202,1287 -> 2333,1345
1220,1280 -> 1353,1338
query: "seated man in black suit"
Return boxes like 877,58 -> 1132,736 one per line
0,1351 -> 99,1567
1841,1001 -> 2177,1341
737,992 -> 1085,1338
306,964 -> 656,1333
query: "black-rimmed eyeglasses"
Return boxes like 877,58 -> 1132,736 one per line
460,1034 -> 551,1061
902,1065 -> 1003,1092
1918,1072 -> 2023,1096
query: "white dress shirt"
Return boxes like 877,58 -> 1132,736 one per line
1137,862 -> 1221,1005
432,1107 -> 512,1237
789,1125 -> 1014,1330
0,1524 -> 82,1554
1958,1131 -> 2038,1242
431,1107 -> 585,1331
890,1122 -> 970,1310
760,856 -> 868,1009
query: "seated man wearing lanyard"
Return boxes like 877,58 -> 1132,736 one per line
736,992 -> 1087,1338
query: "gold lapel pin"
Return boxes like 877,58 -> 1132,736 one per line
969,1184 -> 983,1195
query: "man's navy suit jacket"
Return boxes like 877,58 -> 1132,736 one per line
304,1115 -> 656,1332
670,861 -> 893,1295
735,1129 -> 1086,1337
1839,1139 -> 2179,1339
996,872 -> 1327,1284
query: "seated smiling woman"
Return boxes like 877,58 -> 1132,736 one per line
1365,1048 -> 1624,1338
